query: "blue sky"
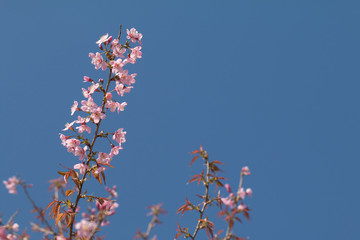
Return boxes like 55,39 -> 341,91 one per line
1,0 -> 360,239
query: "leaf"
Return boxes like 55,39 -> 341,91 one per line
65,190 -> 74,197
189,155 -> 199,167
55,213 -> 63,227
43,200 -> 56,213
57,171 -> 66,176
101,171 -> 106,185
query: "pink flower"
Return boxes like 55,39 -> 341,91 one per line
95,166 -> 106,174
65,138 -> 80,153
109,145 -> 122,157
241,166 -> 251,176
96,33 -> 110,45
105,100 -> 117,112
237,188 -> 246,199
83,76 -> 93,83
81,96 -> 97,112
130,46 -> 142,62
225,183 -> 232,193
59,134 -> 70,146
246,188 -> 253,197
90,107 -> 106,124
237,203 -> 247,211
116,102 -> 127,113
74,163 -> 90,175
10,223 -> 19,232
106,185 -> 118,198
117,70 -> 136,86
221,197 -> 235,209
97,152 -> 111,165
75,219 -> 97,239
96,200 -> 119,216
110,59 -> 124,74
89,52 -> 107,71
71,101 -> 79,115
74,146 -> 88,160
106,92 -> 112,100
82,83 -> 99,98
0,227 -> 7,240
127,28 -> 143,44
111,39 -> 126,58
113,128 -> 126,145
62,121 -> 75,131
3,176 -> 20,194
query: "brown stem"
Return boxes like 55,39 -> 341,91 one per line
22,185 -> 56,235
191,157 -> 210,240
68,62 -> 113,240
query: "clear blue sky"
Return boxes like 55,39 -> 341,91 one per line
1,0 -> 360,239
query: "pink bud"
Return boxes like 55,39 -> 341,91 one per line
106,92 -> 112,100
107,36 -> 113,44
83,76 -> 93,82
241,166 -> 251,175
246,188 -> 253,197
225,183 -> 232,193
99,43 -> 103,50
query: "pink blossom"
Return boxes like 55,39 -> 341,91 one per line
109,145 -> 122,157
76,124 -> 91,134
89,52 -> 107,71
90,107 -> 106,124
96,33 -> 110,45
81,96 -> 97,112
110,59 -> 124,74
221,197 -> 235,209
74,146 -> 88,160
130,46 -> 142,63
74,163 -> 90,175
83,76 -> 93,83
105,100 -> 117,112
75,116 -> 91,134
10,223 -> 19,232
225,183 -> 232,193
82,83 -> 99,98
116,102 -> 127,113
59,134 -> 70,146
95,166 -> 106,174
246,188 -> 253,197
0,227 -> 7,240
106,92 -> 112,100
75,219 -> 97,239
117,70 -> 136,85
113,128 -> 126,145
7,234 -> 16,240
97,152 -> 111,165
55,236 -> 68,240
3,176 -> 20,194
237,203 -> 247,211
71,101 -> 79,116
111,39 -> 126,58
115,82 -> 126,96
127,28 -> 143,45
106,185 -> 118,198
62,121 -> 75,131
65,138 -> 80,153
242,166 -> 251,175
237,188 -> 246,199
96,200 -> 118,216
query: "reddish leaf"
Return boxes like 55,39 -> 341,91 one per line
189,155 -> 199,167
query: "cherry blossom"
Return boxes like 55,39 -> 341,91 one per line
127,28 -> 143,45
3,176 -> 20,194
75,219 -> 97,239
113,128 -> 126,145
89,52 -> 107,71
